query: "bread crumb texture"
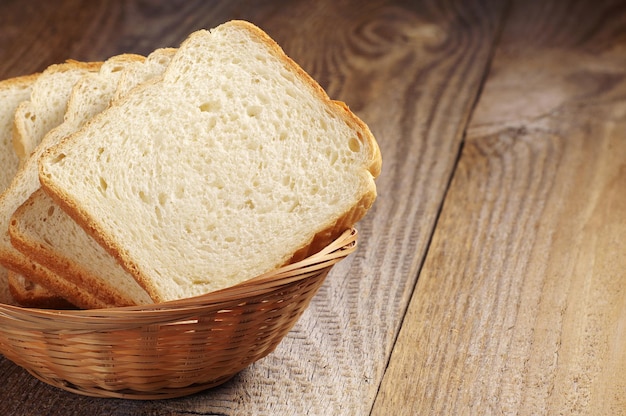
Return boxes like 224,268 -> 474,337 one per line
40,21 -> 380,302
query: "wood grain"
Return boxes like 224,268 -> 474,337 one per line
373,0 -> 626,414
0,0 -> 505,414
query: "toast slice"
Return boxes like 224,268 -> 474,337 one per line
10,49 -> 176,307
40,21 -> 381,303
0,72 -> 53,306
0,58 -> 144,309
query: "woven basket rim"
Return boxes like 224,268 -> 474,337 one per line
0,228 -> 357,320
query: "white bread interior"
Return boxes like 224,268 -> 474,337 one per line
10,49 -> 176,307
0,60 -> 137,308
40,21 -> 381,303
0,73 -> 39,305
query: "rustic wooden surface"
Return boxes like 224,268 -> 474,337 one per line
373,0 -> 626,415
0,0 -> 624,415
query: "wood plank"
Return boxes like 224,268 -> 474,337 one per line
373,0 -> 626,414
0,0 -> 504,414
0,0 -> 231,76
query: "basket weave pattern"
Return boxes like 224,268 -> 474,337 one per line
0,229 -> 357,399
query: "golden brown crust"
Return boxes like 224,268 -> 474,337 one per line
0,193 -> 113,308
9,190 -> 141,306
1,186 -> 113,308
57,59 -> 104,73
36,174 -> 151,301
331,100 -> 382,177
2,251 -> 110,309
7,271 -> 76,309
0,72 -> 40,89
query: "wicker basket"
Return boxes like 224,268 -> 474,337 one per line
0,228 -> 357,400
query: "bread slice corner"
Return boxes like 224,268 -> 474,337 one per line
7,271 -> 75,309
12,60 -> 102,163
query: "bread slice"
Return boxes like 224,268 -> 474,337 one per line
11,189 -> 152,307
13,61 -> 102,164
9,49 -> 176,307
0,74 -> 38,190
4,62 -> 102,307
114,48 -> 177,100
0,72 -> 53,306
7,271 -> 74,309
0,58 -> 144,309
40,21 -> 381,303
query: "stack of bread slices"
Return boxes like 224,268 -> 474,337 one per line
0,20 -> 381,309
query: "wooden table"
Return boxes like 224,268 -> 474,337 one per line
1,0 -> 624,414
